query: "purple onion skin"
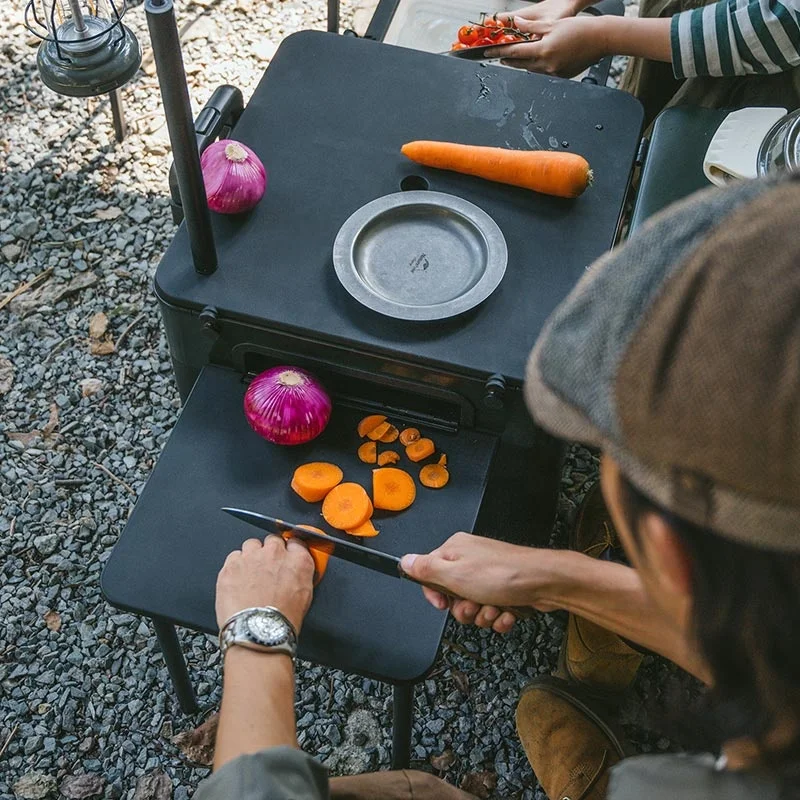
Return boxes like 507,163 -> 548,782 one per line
200,139 -> 267,215
244,367 -> 332,446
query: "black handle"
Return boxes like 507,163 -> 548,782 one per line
169,85 -> 245,225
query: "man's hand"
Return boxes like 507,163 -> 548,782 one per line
486,16 -> 610,77
400,532 -> 561,634
215,536 -> 315,634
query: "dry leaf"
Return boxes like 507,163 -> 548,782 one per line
132,771 -> 172,800
172,713 -> 218,766
460,770 -> 497,800
88,312 -> 109,339
43,610 -> 61,632
430,749 -> 456,772
93,207 -> 123,220
89,339 -> 115,356
0,357 -> 13,394
9,271 -> 97,317
79,378 -> 103,397
7,430 -> 41,448
451,668 -> 470,696
42,403 -> 59,437
59,774 -> 105,799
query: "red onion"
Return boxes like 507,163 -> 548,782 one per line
200,139 -> 267,214
244,367 -> 332,446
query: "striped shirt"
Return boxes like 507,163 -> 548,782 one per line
671,0 -> 800,78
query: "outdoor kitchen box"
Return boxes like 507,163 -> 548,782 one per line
145,32 -> 643,546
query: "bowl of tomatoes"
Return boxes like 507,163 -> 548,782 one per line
447,13 -> 529,59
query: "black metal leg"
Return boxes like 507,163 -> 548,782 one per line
391,683 -> 414,769
109,88 -> 127,142
151,617 -> 199,715
327,0 -> 339,33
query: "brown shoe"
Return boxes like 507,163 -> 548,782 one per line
516,676 -> 625,800
330,770 -> 479,800
558,484 -> 643,694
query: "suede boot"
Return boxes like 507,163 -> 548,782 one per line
560,483 -> 643,693
516,676 -> 625,800
330,770 -> 479,800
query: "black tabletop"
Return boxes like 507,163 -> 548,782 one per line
155,31 -> 643,385
102,367 -> 497,683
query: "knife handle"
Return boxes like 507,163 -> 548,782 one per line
401,572 -> 537,620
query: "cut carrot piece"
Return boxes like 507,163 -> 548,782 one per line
399,428 -> 420,446
405,438 -> 435,462
358,441 -> 377,464
367,421 -> 392,441
420,454 -> 449,489
358,414 -> 387,438
291,462 -> 344,502
373,467 -> 416,511
283,526 -> 331,586
346,519 -> 380,537
379,425 -> 399,443
377,450 -> 400,466
322,482 -> 372,530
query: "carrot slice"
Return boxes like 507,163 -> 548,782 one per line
379,425 -> 399,443
377,450 -> 400,466
420,454 -> 449,489
405,438 -> 435,462
399,428 -> 420,446
367,421 -> 392,441
291,462 -> 344,502
283,526 -> 331,586
358,441 -> 377,464
322,482 -> 372,530
373,467 -> 416,511
358,414 -> 387,438
346,519 -> 380,537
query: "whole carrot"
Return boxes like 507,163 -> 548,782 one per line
400,141 -> 593,198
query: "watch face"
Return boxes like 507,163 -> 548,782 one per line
246,612 -> 289,646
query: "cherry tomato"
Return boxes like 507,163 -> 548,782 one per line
451,41 -> 469,49
474,36 -> 494,46
494,33 -> 522,44
482,15 -> 500,27
457,24 -> 480,45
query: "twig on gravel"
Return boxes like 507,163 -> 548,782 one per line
0,267 -> 53,312
115,312 -> 147,351
44,335 -> 79,365
93,461 -> 136,496
0,724 -> 19,759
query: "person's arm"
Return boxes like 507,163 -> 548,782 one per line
400,533 -> 711,683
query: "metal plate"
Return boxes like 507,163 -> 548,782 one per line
443,45 -> 498,60
333,191 -> 507,321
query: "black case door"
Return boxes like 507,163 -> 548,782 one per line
102,366 -> 497,683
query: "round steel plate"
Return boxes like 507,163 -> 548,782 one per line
333,191 -> 507,321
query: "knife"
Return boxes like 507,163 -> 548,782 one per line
222,507 -> 535,620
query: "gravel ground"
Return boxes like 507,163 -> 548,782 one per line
1,0 -> 697,797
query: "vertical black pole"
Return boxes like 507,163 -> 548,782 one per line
151,617 -> 199,714
391,683 -> 414,769
145,0 -> 217,275
327,0 -> 339,33
109,88 -> 127,142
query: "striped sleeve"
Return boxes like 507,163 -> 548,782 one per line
671,0 -> 800,78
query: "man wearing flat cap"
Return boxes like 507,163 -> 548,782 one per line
198,174 -> 800,799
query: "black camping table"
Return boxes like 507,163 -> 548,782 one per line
102,31 -> 643,769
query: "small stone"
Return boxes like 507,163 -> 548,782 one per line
59,774 -> 106,799
132,771 -> 172,800
2,243 -> 21,261
79,378 -> 103,397
24,735 -> 43,755
127,205 -> 151,224
12,771 -> 57,800
33,534 -> 59,556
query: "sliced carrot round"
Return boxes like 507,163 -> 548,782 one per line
291,462 -> 344,502
419,461 -> 449,489
405,438 -> 435,463
399,428 -> 420,446
373,467 -> 416,511
322,482 -> 372,530
379,425 -> 399,443
283,526 -> 330,585
358,441 -> 377,464
367,421 -> 392,441
377,450 -> 400,466
346,519 -> 380,537
358,414 -> 387,438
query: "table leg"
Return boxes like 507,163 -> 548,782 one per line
391,683 -> 414,769
151,617 -> 199,715
109,88 -> 127,143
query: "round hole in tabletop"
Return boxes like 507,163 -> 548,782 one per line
400,174 -> 429,191
333,191 -> 507,322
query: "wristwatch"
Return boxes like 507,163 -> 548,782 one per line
219,606 -> 297,660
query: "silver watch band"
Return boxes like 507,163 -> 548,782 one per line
219,606 -> 297,660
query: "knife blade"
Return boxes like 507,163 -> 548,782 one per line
222,507 -> 534,619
